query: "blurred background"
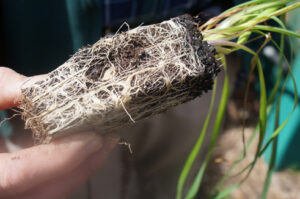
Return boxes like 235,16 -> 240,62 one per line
0,0 -> 300,198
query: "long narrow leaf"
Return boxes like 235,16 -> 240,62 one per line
261,24 -> 285,198
184,54 -> 229,199
176,79 -> 218,199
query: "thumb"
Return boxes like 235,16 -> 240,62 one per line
0,67 -> 26,110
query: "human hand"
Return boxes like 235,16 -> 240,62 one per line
0,67 -> 119,199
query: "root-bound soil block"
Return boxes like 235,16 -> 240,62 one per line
20,14 -> 220,143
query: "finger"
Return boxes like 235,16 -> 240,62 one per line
0,67 -> 27,110
12,133 -> 119,199
0,67 -> 46,110
0,132 -> 104,197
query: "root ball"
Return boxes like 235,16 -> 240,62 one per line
20,14 -> 220,143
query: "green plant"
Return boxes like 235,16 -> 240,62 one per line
176,0 -> 300,198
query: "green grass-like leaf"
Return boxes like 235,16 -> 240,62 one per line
176,79 -> 218,199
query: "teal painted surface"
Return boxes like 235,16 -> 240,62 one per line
264,52 -> 300,170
